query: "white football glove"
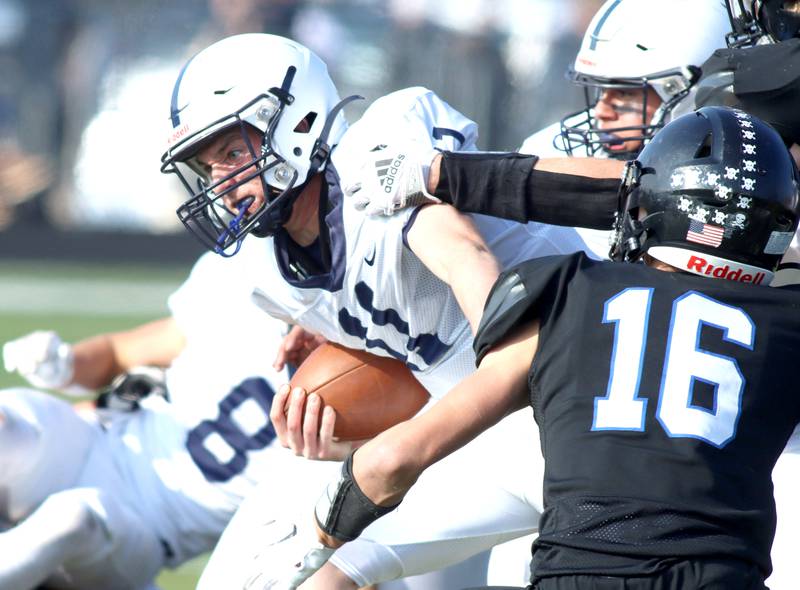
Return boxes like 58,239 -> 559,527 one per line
242,520 -> 336,590
345,145 -> 441,216
2,331 -> 76,391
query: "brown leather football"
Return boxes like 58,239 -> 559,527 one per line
289,342 -> 430,441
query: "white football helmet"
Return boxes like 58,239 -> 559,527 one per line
559,0 -> 731,158
160,34 -> 359,255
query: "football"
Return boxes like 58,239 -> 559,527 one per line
289,343 -> 430,441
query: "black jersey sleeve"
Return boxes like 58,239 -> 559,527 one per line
473,253 -> 584,364
433,151 -> 620,230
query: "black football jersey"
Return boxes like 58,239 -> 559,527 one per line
474,252 -> 800,580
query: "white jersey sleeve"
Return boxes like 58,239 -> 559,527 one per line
773,230 -> 800,287
519,120 -> 564,156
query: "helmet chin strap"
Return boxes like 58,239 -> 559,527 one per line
308,94 -> 363,174
251,182 -> 306,237
252,94 -> 364,238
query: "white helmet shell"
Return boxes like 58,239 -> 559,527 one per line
574,0 -> 731,101
165,33 -> 346,189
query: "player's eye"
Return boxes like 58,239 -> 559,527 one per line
615,90 -> 637,101
226,148 -> 245,163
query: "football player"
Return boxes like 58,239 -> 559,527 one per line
347,0 -> 800,240
0,251 -> 346,589
347,0 -> 732,259
532,0 -> 730,160
310,106 -> 800,590
338,4 -> 800,585
160,33 -> 591,590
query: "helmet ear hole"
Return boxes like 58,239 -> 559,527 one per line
775,212 -> 795,229
293,112 -> 318,133
694,133 -> 713,159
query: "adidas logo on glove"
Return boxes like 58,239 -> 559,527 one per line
375,154 -> 407,193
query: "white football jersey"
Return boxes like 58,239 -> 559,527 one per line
101,252 -> 291,564
235,88 -> 589,396
520,120 -> 614,261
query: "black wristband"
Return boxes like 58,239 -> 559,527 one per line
435,151 -> 619,230
315,452 -> 401,542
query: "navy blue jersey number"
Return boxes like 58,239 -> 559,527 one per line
337,281 -> 450,371
186,377 -> 277,482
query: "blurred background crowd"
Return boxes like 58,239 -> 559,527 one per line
0,0 -> 604,254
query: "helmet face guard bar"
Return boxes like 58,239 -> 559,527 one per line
726,0 -> 764,46
725,1 -> 800,46
559,69 -> 696,157
610,159 -> 644,262
162,90 -> 299,255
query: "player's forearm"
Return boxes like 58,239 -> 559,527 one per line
71,334 -> 122,390
72,317 -> 185,390
315,326 -> 536,553
352,325 -> 537,507
430,151 -> 623,229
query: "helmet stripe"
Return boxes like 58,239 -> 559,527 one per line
589,0 -> 623,50
170,55 -> 196,128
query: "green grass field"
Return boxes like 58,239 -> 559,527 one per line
0,259 -> 208,590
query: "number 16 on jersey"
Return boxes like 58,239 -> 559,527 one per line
592,288 -> 754,448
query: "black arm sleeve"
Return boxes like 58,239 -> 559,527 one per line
433,151 -> 620,230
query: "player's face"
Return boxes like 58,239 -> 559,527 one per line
192,126 -> 268,218
593,87 -> 663,154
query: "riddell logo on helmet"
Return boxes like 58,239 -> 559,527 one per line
167,124 -> 191,146
686,255 -> 766,284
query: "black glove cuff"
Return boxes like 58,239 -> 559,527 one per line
316,452 -> 401,542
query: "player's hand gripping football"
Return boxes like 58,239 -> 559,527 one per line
2,330 -> 76,391
345,144 -> 441,215
270,384 -> 368,462
273,325 -> 327,372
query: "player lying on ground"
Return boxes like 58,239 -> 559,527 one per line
2,251 -> 481,590
304,107 -> 800,590
0,251 -> 347,590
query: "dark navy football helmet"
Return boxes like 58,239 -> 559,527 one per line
612,106 -> 800,284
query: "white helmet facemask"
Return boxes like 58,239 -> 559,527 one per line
160,34 -> 360,256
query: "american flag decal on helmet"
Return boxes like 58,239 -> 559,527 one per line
686,219 -> 724,247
